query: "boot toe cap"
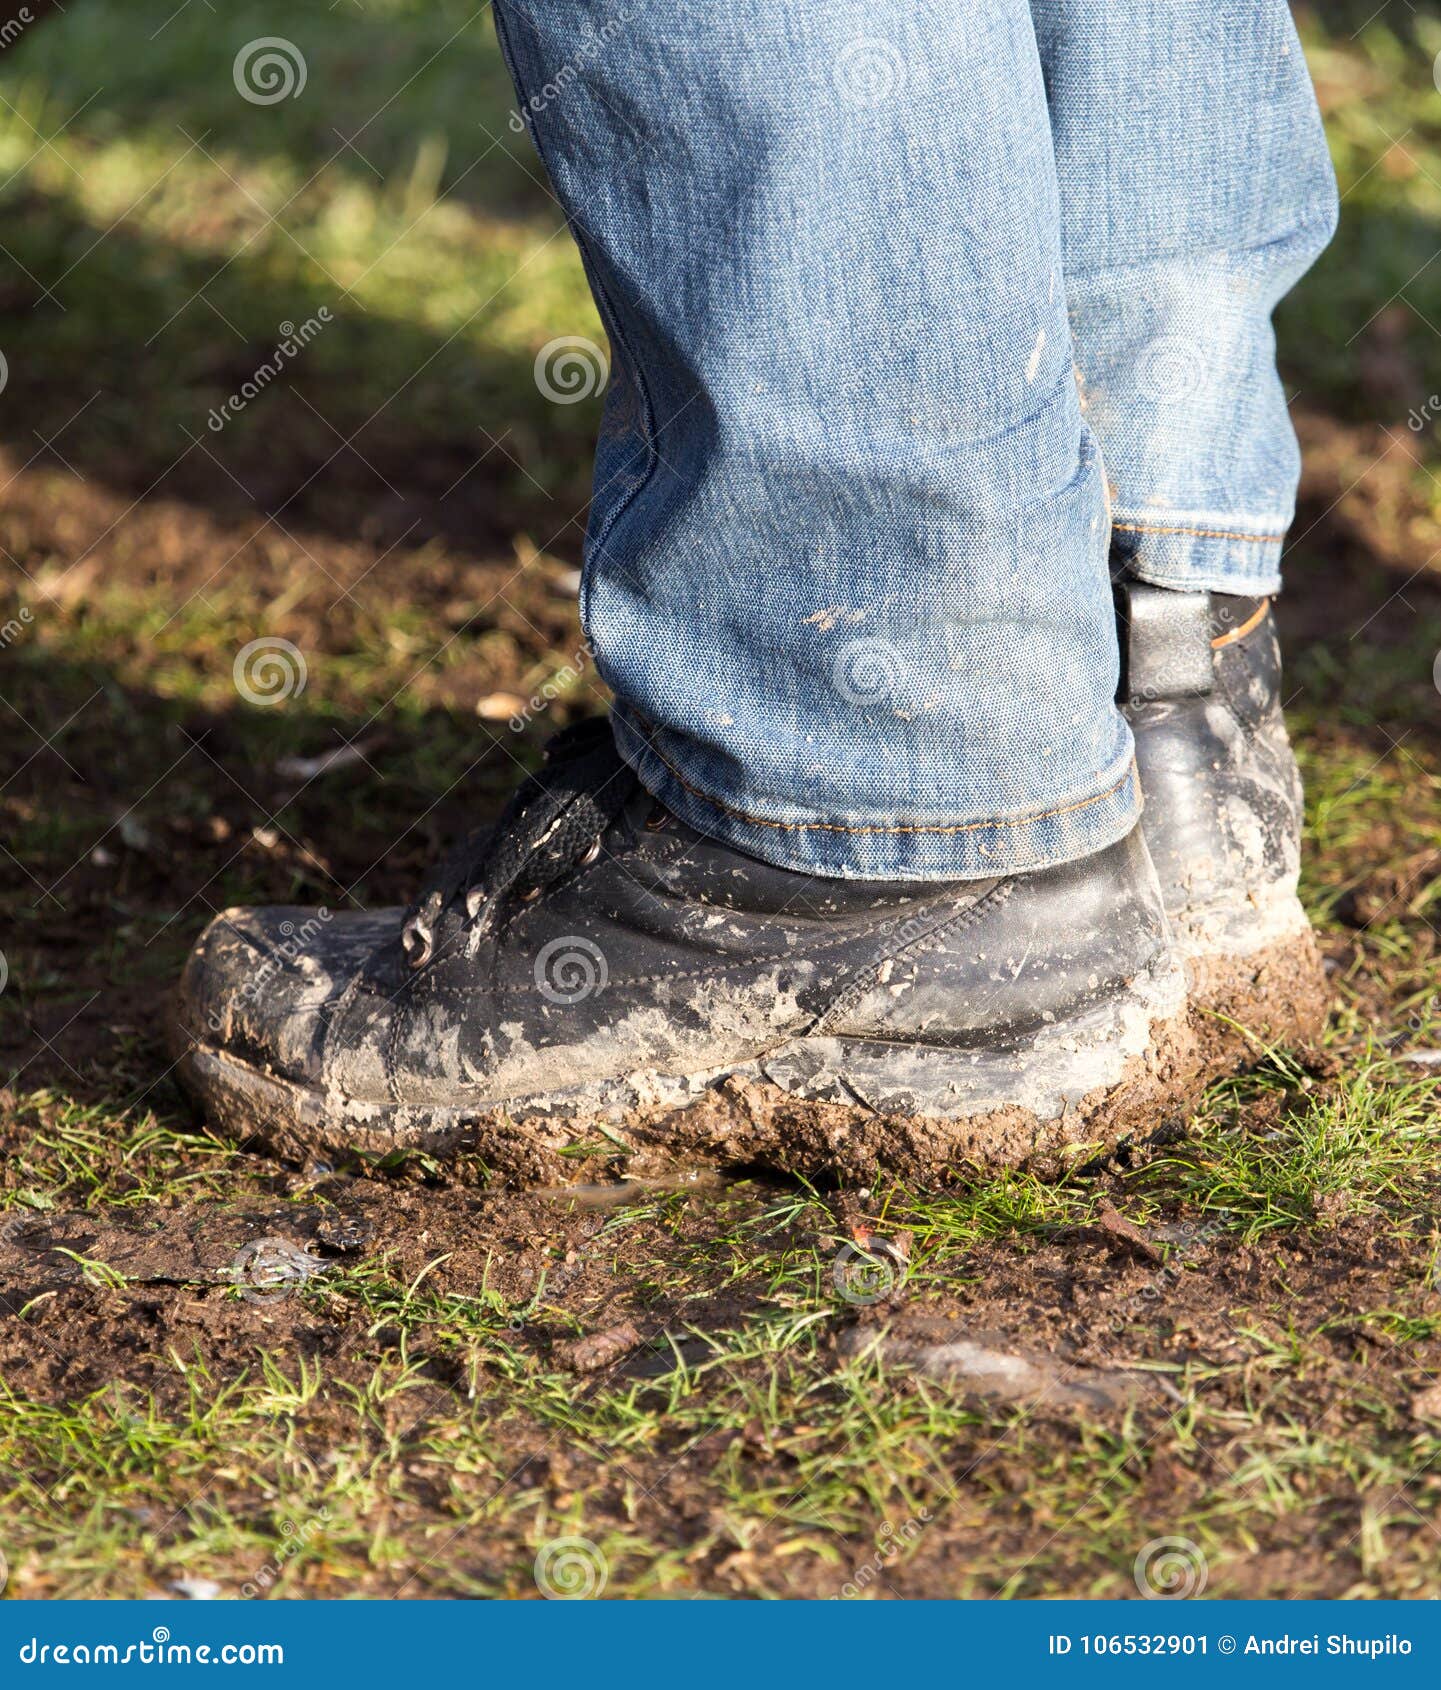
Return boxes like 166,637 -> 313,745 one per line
175,904 -> 402,1085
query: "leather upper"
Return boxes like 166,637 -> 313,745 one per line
180,724 -> 1173,1109
1118,581 -> 1302,919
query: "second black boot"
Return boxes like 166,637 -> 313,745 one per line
1118,579 -> 1330,1064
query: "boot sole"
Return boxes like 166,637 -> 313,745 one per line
1173,878 -> 1330,1067
172,954 -> 1200,1187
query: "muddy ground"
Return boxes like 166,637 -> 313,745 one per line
4,411 -> 1441,1597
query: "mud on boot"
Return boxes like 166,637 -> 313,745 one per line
171,718 -> 1199,1187
1118,579 -> 1330,1064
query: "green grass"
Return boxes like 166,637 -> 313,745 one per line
5,1037 -> 1441,1597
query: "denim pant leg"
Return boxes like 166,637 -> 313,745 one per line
1032,0 -> 1339,595
495,2 -> 1135,880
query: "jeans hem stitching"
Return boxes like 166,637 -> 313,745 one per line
1112,520 -> 1286,545
636,736 -> 1138,838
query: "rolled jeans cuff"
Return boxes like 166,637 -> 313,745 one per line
612,706 -> 1143,883
1111,509 -> 1287,597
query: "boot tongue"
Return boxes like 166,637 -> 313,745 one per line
400,718 -> 636,969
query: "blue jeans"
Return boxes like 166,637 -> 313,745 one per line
495,1 -> 1337,879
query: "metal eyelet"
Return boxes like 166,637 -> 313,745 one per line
401,922 -> 434,970
401,890 -> 442,970
644,805 -> 670,832
579,837 -> 602,866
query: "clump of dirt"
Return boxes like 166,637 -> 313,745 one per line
1185,927 -> 1334,1069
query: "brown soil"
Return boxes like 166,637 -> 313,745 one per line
2,1151 -> 1439,1598
1185,928 -> 1334,1071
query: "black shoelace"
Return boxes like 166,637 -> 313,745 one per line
400,718 -> 637,969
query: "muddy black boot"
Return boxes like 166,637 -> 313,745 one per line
1117,580 -> 1330,1061
172,718 -> 1198,1185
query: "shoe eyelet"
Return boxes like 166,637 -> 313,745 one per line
644,805 -> 670,832
402,924 -> 434,970
579,837 -> 602,866
519,886 -> 542,903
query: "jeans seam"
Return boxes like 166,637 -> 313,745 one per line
1112,520 -> 1287,545
638,733 -> 1137,838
